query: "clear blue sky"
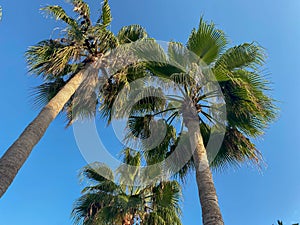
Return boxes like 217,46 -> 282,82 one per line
0,0 -> 300,224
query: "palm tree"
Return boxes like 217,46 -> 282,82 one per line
72,149 -> 182,225
101,19 -> 277,224
276,221 -> 299,225
182,21 -> 276,225
0,0 -> 148,198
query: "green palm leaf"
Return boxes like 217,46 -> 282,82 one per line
41,5 -> 78,28
72,0 -> 91,20
98,0 -> 112,26
26,40 -> 81,78
215,42 -> 265,71
72,156 -> 182,225
187,17 -> 227,64
117,25 -> 148,44
30,78 -> 66,109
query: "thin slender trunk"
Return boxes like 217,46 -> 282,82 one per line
0,69 -> 86,198
186,120 -> 224,225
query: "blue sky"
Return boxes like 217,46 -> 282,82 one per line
0,0 -> 300,224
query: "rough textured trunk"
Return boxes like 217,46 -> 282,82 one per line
0,70 -> 85,198
186,120 -> 224,225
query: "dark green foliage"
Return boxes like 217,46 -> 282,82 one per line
72,152 -> 182,225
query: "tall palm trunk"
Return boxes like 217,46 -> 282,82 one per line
0,69 -> 87,198
186,119 -> 224,225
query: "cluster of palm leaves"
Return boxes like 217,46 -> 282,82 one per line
72,150 -> 182,225
0,0 -> 277,224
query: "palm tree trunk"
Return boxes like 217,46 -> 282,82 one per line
0,69 -> 86,198
186,119 -> 224,225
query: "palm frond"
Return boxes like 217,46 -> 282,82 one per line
93,28 -> 118,53
209,126 -> 263,170
117,25 -> 148,44
73,162 -> 183,225
26,40 -> 81,78
72,0 -> 91,22
214,42 -> 265,74
168,42 -> 194,71
41,5 -> 78,28
187,17 -> 228,64
97,0 -> 112,26
66,69 -> 100,126
143,124 -> 177,164
153,181 -> 182,209
30,78 -> 66,109
80,163 -> 115,184
220,69 -> 277,137
129,39 -> 167,64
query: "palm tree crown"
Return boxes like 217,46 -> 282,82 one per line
117,17 -> 277,170
27,0 -> 118,124
72,150 -> 182,225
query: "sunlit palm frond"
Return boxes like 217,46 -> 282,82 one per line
72,0 -> 91,24
26,40 -> 81,78
122,148 -> 141,166
215,42 -> 265,71
117,25 -> 148,44
94,28 -> 118,53
187,17 -> 228,64
41,5 -> 78,29
97,0 -> 112,27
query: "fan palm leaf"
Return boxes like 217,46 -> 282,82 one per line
187,17 -> 227,64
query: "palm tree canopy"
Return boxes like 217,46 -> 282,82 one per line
27,0 -> 151,126
99,17 -> 277,176
72,150 -> 182,225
